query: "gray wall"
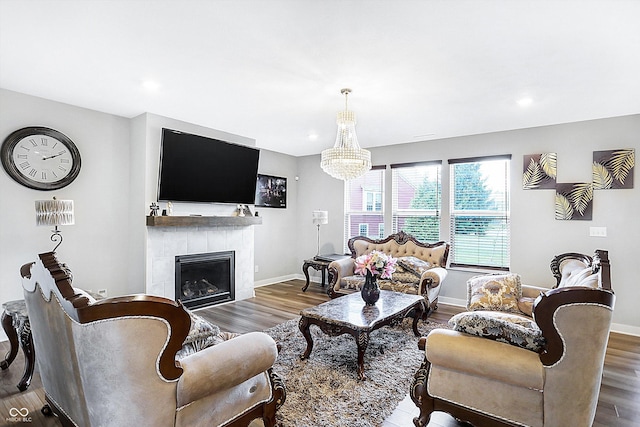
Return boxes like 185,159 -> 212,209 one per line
1,88 -> 638,336
0,89 -> 133,303
297,115 -> 640,332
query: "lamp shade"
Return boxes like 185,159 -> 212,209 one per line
312,210 -> 328,226
35,198 -> 75,226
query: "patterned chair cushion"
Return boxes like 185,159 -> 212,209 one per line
341,275 -> 419,294
467,273 -> 522,313
448,310 -> 546,353
397,256 -> 432,276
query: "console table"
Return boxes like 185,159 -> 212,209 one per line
302,254 -> 349,292
1,300 -> 34,391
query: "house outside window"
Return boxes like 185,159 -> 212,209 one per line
449,155 -> 511,270
364,191 -> 382,212
344,167 -> 385,250
391,161 -> 442,242
359,224 -> 369,236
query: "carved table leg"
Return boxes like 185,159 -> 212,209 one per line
302,262 -> 312,292
1,311 -> 18,370
355,330 -> 370,381
17,320 -> 34,391
299,317 -> 314,359
412,302 -> 425,337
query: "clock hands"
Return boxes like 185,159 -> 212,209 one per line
42,152 -> 66,160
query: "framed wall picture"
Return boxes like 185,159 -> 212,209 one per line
255,174 -> 287,208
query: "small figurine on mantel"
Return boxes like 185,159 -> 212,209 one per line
167,201 -> 173,216
149,202 -> 160,216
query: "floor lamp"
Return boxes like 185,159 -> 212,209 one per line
312,210 -> 328,257
35,197 -> 75,252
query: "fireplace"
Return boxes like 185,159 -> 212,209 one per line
175,251 -> 235,309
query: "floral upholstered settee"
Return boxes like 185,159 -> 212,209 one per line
327,231 -> 450,315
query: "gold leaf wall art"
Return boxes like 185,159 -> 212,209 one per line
555,182 -> 593,220
523,153 -> 557,189
593,148 -> 635,189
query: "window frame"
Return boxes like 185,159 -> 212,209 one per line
391,161 -> 442,243
448,155 -> 511,271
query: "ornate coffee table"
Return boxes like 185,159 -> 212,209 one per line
299,290 -> 425,380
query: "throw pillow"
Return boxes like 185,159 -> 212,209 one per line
176,310 -> 226,360
398,256 -> 432,276
559,266 -> 599,288
449,311 -> 546,353
467,273 -> 522,313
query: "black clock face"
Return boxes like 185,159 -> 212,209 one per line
1,127 -> 81,190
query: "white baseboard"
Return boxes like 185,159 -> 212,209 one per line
254,274 -> 300,288
610,323 -> 640,337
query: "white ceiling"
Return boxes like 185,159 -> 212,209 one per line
1,0 -> 639,157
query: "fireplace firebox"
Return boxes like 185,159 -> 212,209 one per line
175,251 -> 235,309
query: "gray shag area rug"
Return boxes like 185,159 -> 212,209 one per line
264,317 -> 449,427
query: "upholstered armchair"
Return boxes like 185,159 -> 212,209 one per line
411,249 -> 615,427
327,231 -> 450,315
21,252 -> 286,427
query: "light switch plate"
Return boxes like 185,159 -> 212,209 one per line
589,227 -> 607,237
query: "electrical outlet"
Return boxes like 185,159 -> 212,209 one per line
97,289 -> 108,297
589,227 -> 607,237
254,265 -> 259,273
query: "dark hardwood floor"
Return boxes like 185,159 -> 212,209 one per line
1,279 -> 638,426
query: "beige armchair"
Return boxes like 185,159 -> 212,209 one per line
410,249 -> 614,427
22,252 -> 286,427
327,231 -> 450,315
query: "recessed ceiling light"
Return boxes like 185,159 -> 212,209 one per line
517,96 -> 533,107
141,80 -> 160,91
308,132 -> 319,141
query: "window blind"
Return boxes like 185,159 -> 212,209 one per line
448,156 -> 511,270
391,161 -> 442,242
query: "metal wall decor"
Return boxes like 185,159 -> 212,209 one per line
555,182 -> 593,221
593,148 -> 634,190
525,148 -> 633,221
523,153 -> 557,189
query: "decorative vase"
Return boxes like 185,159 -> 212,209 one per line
361,270 -> 380,306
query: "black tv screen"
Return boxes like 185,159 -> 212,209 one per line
158,128 -> 260,204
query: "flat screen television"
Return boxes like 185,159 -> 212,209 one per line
158,128 -> 260,204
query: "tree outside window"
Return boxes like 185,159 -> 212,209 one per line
449,156 -> 510,270
392,162 -> 441,242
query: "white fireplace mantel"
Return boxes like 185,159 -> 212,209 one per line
145,216 -> 259,305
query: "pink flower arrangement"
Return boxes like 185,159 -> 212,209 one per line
354,251 -> 397,279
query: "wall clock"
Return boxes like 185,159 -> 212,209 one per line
1,126 -> 81,190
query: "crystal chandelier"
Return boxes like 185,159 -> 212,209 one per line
320,88 -> 371,180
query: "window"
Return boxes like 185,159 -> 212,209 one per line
364,191 -> 382,212
344,166 -> 385,249
449,155 -> 511,270
359,224 -> 369,235
391,161 -> 442,242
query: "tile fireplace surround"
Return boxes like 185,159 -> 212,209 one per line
146,216 -> 260,305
